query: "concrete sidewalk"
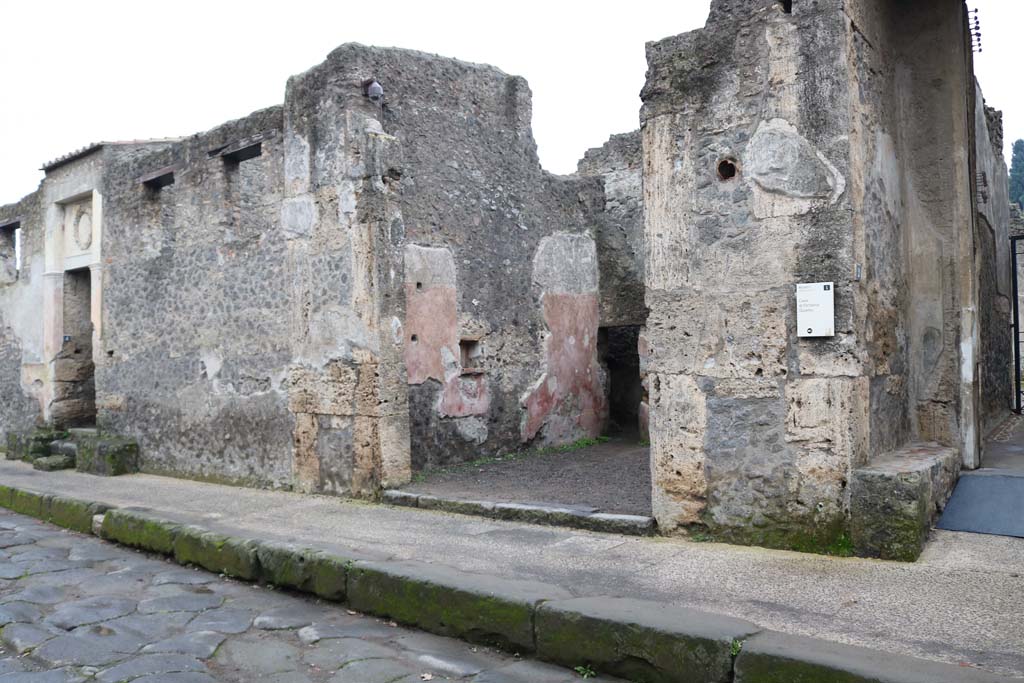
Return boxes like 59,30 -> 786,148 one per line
0,460 -> 1021,679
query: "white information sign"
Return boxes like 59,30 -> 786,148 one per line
796,282 -> 834,337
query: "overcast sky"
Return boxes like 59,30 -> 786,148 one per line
0,1 -> 1017,201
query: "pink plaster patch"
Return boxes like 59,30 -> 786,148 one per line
404,282 -> 489,417
522,292 -> 605,442
404,284 -> 458,385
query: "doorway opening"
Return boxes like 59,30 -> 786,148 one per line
599,325 -> 644,439
52,268 -> 96,428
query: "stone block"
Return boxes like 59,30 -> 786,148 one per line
381,489 -> 419,507
734,631 -> 1008,683
49,440 -> 78,457
535,597 -> 759,683
173,526 -> 260,580
309,552 -> 350,601
850,443 -> 957,561
347,559 -> 570,652
9,489 -> 47,519
75,436 -> 139,476
256,541 -> 320,591
33,454 -> 75,472
46,496 -> 107,534
5,433 -> 26,460
101,509 -> 181,555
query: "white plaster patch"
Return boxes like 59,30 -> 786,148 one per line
532,232 -> 598,294
281,196 -> 318,239
338,180 -> 358,226
453,416 -> 488,445
284,133 -> 312,195
745,118 -> 845,204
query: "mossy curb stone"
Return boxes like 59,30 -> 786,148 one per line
173,526 -> 259,580
101,509 -> 182,555
733,631 -> 1009,683
535,597 -> 760,683
47,496 -> 108,534
347,560 -> 571,652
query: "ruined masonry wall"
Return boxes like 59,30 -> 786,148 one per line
641,0 -> 868,546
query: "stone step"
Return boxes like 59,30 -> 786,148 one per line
72,435 -> 139,476
49,440 -> 78,457
33,454 -> 76,472
850,442 -> 960,561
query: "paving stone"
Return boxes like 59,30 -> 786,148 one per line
138,593 -> 223,614
470,659 -> 592,682
70,619 -> 157,655
102,612 -> 194,644
213,637 -> 304,675
0,658 -> 27,675
152,570 -> 216,586
67,543 -> 123,563
186,607 -> 252,634
328,658 -> 418,683
141,631 -> 226,659
31,635 -> 126,667
0,567 -> 23,580
253,604 -> 323,630
0,601 -> 44,625
0,586 -> 66,605
1,623 -> 60,653
0,669 -> 88,682
132,674 -> 218,683
46,596 -> 137,630
0,534 -> 40,549
96,654 -> 207,683
303,638 -> 400,670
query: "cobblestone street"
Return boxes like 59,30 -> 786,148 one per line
0,510 -> 612,683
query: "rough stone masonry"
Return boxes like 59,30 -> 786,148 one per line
0,0 -> 1012,559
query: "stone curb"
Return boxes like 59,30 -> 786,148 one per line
0,483 -> 1011,682
733,631 -> 1011,683
383,489 -> 657,536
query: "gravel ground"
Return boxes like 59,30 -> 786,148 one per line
0,509 -> 620,683
403,436 -> 651,516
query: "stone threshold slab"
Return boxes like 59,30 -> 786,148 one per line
383,489 -> 657,536
0,482 -> 1010,683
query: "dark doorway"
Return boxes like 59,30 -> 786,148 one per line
599,325 -> 643,437
52,268 -> 96,428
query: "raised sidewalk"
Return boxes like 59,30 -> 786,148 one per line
0,460 -> 1021,681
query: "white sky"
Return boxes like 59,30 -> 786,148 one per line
0,1 -> 1016,202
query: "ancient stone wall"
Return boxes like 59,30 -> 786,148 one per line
97,108 -> 298,488
577,132 -> 645,328
974,91 -> 1012,438
0,44 -> 622,493
0,193 -> 46,438
641,0 -> 998,545
642,0 -> 863,547
307,46 -> 608,471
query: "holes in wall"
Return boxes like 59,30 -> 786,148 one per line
410,334 -> 419,343
717,158 -> 738,181
138,164 -> 178,193
415,281 -> 423,290
778,0 -> 792,13
222,142 -> 262,167
459,338 -> 483,375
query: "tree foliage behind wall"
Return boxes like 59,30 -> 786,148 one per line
1010,139 -> 1024,209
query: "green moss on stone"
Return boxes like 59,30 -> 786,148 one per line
347,564 -> 536,652
9,490 -> 46,518
699,513 -> 854,558
47,496 -> 105,534
309,553 -> 349,601
101,509 -> 181,555
256,542 -> 318,591
735,651 -> 876,682
173,527 -> 259,580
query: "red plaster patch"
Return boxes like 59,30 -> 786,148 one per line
404,283 -> 458,385
522,292 -> 605,442
404,282 -> 489,417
